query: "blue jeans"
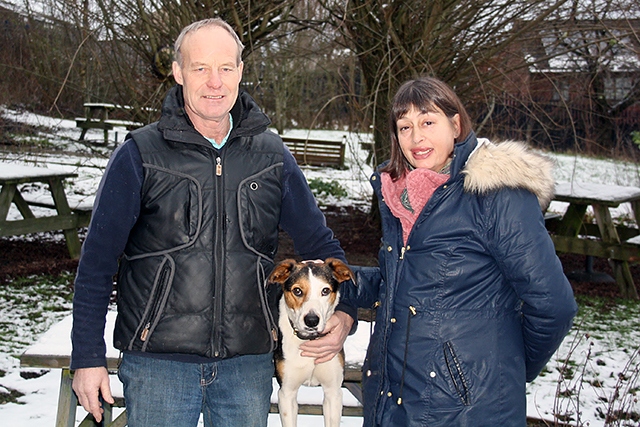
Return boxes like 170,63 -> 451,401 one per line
118,352 -> 274,427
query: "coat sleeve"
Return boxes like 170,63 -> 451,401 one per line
339,265 -> 383,311
488,188 -> 577,382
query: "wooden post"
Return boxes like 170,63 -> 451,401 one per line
49,178 -> 83,259
56,369 -> 77,427
593,204 -> 639,299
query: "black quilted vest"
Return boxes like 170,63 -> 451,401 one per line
113,87 -> 284,359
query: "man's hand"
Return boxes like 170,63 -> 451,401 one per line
300,311 -> 354,364
72,366 -> 115,423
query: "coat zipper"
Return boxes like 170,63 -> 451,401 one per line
444,341 -> 471,406
397,305 -> 416,405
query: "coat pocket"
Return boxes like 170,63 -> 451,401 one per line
443,341 -> 471,406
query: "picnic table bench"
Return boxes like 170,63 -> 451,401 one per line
547,181 -> 640,299
76,103 -> 144,145
281,135 -> 347,168
20,312 -> 368,427
0,163 -> 92,259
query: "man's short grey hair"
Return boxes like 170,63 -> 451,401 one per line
174,18 -> 245,67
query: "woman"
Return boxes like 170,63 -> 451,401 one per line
344,77 -> 577,426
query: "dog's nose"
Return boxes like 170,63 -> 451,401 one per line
304,313 -> 320,328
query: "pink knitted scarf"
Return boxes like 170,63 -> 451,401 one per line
381,168 -> 449,244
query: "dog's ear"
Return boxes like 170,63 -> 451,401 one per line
269,259 -> 298,285
325,258 -> 355,284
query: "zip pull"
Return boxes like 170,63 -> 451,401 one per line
140,323 -> 151,342
399,245 -> 410,260
216,157 -> 222,176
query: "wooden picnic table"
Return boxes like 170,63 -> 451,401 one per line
20,312 -> 367,427
76,103 -> 143,145
76,103 -> 116,143
547,181 -> 640,299
0,163 -> 91,259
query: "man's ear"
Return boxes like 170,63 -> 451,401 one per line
172,61 -> 184,85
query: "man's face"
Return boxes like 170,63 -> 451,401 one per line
172,26 -> 243,130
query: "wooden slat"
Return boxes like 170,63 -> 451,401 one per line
19,353 -> 70,369
75,119 -> 114,130
21,352 -> 120,372
0,214 -> 83,237
564,223 -> 640,242
550,235 -> 640,262
270,402 -> 363,417
25,199 -> 93,213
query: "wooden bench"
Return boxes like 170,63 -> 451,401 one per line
282,135 -> 346,168
20,312 -> 368,426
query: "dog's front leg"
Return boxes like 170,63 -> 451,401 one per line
278,384 -> 299,427
322,385 -> 343,427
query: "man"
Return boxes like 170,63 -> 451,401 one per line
71,18 -> 355,427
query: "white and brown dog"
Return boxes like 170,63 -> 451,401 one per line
268,258 -> 355,427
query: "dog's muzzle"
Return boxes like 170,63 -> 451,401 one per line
289,318 -> 327,340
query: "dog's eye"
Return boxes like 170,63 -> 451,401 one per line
292,287 -> 303,297
321,287 -> 331,296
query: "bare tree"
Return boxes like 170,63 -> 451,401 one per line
245,2 -> 360,133
81,0 -> 303,122
0,0 -> 105,115
318,0 -> 572,165
525,0 -> 640,155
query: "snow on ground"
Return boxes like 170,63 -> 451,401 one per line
1,106 -> 640,426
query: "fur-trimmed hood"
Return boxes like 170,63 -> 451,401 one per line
462,139 -> 555,210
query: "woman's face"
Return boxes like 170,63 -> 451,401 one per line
396,105 -> 460,172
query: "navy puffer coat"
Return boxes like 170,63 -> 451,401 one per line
344,132 -> 577,426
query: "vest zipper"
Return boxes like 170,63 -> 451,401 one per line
212,154 -> 225,357
137,260 -> 173,347
140,323 -> 151,341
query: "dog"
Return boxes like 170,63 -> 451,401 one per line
268,258 -> 355,427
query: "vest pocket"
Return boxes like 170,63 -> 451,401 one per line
133,256 -> 175,351
131,167 -> 202,255
443,341 -> 471,406
237,166 -> 281,258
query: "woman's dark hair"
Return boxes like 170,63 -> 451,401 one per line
381,76 -> 473,180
